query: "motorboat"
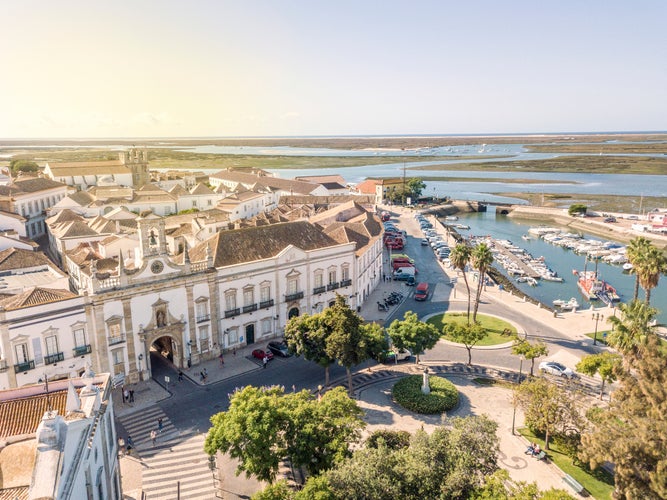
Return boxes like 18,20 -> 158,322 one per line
623,262 -> 634,271
553,297 -> 580,310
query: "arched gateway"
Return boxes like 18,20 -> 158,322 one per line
138,298 -> 187,379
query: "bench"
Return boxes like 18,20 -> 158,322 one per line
562,474 -> 584,494
534,450 -> 546,461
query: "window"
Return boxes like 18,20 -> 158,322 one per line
328,269 -> 337,285
14,343 -> 29,363
314,272 -> 323,288
261,318 -> 272,336
225,291 -> 237,311
228,328 -> 238,344
287,278 -> 298,295
199,326 -> 209,351
243,287 -> 254,307
260,284 -> 271,303
109,323 -> 121,338
196,299 -> 209,321
112,349 -> 124,366
342,265 -> 350,281
192,200 -> 197,207
45,335 -> 59,356
73,327 -> 86,346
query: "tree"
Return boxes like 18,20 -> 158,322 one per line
205,386 -> 365,484
637,245 -> 667,305
627,236 -> 652,301
450,243 -> 473,323
252,480 -> 294,500
386,311 -> 440,362
606,299 -> 658,358
284,313 -> 335,385
511,338 -> 549,376
323,294 -> 371,396
406,177 -> 426,200
471,242 -> 494,322
363,321 -> 390,362
514,378 -> 581,450
580,334 -> 667,499
567,203 -> 587,216
473,470 -> 575,499
9,159 -> 39,174
575,352 -> 622,399
443,321 -> 486,366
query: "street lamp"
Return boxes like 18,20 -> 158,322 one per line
592,312 -> 604,345
511,356 -> 524,436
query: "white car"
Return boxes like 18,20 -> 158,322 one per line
539,361 -> 576,379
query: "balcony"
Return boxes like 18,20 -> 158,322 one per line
284,291 -> 304,302
73,344 -> 92,356
14,360 -> 35,373
242,304 -> 258,314
225,308 -> 240,318
313,286 -> 326,295
196,314 -> 211,323
259,299 -> 274,309
327,282 -> 340,291
108,334 -> 126,346
45,352 -> 65,365
340,279 -> 352,287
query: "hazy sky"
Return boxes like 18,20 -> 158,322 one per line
1,1 -> 665,138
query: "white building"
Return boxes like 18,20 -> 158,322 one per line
0,176 -> 69,239
0,373 -> 121,500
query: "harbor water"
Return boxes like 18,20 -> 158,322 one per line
455,210 -> 667,324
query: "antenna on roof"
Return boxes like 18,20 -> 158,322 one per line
43,373 -> 53,412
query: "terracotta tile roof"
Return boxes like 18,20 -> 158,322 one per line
0,287 -> 77,311
0,210 -> 26,222
0,391 -> 67,438
66,243 -> 102,267
68,191 -> 96,205
0,178 -> 65,196
352,179 -> 380,194
210,170 -> 320,195
189,221 -> 338,267
294,175 -> 347,184
189,183 -> 215,195
87,186 -> 134,200
168,184 -> 188,196
46,160 -> 131,176
46,209 -> 86,225
50,220 -> 99,239
0,486 -> 29,500
0,248 -> 54,271
322,211 -> 382,255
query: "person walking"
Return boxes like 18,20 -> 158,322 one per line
158,417 -> 163,433
178,371 -> 183,382
219,353 -> 224,365
262,355 -> 268,369
126,435 -> 134,455
118,437 -> 125,455
150,429 -> 157,446
123,388 -> 129,403
129,390 -> 134,403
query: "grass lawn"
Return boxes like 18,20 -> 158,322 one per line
518,428 -> 614,499
427,313 -> 516,346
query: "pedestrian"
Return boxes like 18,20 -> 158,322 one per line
233,347 -> 236,356
178,371 -> 183,382
126,435 -> 134,455
158,417 -> 163,433
203,368 -> 208,379
200,370 -> 204,382
292,384 -> 296,393
262,355 -> 268,369
118,437 -> 125,454
123,388 -> 129,403
150,429 -> 157,446
219,353 -> 224,365
129,390 -> 134,403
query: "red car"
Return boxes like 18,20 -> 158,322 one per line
251,349 -> 274,361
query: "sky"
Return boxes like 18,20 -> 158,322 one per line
1,0 -> 666,138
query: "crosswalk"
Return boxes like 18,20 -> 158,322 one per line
117,406 -> 217,500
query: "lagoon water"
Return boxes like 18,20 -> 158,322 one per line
455,211 -> 667,324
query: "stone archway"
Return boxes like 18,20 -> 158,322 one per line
141,323 -> 186,379
288,307 -> 300,320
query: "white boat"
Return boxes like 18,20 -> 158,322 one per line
445,216 -> 459,221
521,234 -> 531,241
623,262 -> 634,271
553,297 -> 579,310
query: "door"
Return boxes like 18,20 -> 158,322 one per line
245,324 -> 255,345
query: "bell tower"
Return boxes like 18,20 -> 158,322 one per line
121,147 -> 150,188
136,211 -> 167,261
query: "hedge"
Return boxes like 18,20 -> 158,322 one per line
392,375 -> 459,414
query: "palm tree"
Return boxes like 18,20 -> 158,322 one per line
449,243 -> 472,323
471,242 -> 494,322
626,237 -> 651,301
637,246 -> 667,306
607,299 -> 658,359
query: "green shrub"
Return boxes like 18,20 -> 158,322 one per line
366,429 -> 411,450
392,375 -> 459,414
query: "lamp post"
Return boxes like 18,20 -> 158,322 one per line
511,356 -> 524,436
592,312 -> 604,345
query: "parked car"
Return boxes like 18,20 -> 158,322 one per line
421,238 -> 429,246
538,361 -> 576,379
414,282 -> 429,301
252,349 -> 274,361
267,341 -> 291,357
405,276 -> 416,286
603,216 -> 617,223
379,349 -> 412,363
